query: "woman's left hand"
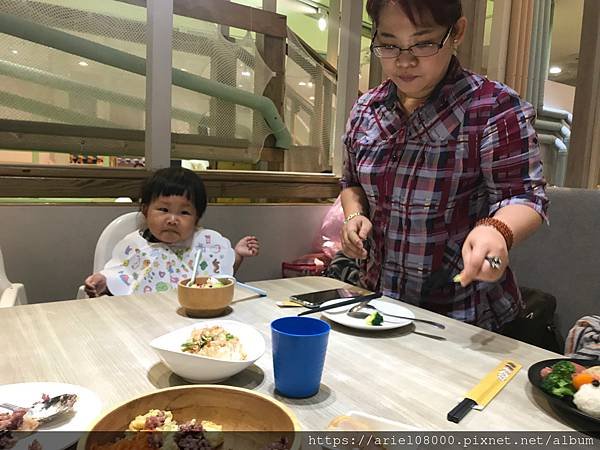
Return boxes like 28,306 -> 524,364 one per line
457,225 -> 509,287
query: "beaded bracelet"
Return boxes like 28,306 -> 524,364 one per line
343,212 -> 364,224
475,217 -> 514,251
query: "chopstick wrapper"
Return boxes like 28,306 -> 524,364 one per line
448,359 -> 522,423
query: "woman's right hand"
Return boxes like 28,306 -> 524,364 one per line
341,215 -> 372,259
84,273 -> 107,298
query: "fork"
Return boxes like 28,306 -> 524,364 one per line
1,393 -> 77,423
348,301 -> 446,329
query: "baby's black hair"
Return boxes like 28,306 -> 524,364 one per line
140,167 -> 207,222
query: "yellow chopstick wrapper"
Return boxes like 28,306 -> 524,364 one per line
466,359 -> 522,410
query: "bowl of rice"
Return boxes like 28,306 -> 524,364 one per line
150,320 -> 266,383
177,276 -> 235,317
78,385 -> 300,450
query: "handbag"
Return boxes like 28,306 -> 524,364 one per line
500,287 -> 564,353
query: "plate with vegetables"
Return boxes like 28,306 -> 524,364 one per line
320,299 -> 414,331
528,358 -> 600,424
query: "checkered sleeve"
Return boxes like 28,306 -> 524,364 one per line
479,89 -> 549,223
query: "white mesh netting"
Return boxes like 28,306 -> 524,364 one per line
0,0 -> 278,163
283,29 -> 336,172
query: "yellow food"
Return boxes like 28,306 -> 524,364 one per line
181,326 -> 246,361
583,366 -> 600,380
127,409 -> 177,432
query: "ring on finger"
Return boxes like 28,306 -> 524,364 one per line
485,255 -> 502,270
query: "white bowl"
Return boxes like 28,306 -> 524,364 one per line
150,320 -> 266,383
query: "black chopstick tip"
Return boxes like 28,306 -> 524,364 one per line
447,398 -> 476,424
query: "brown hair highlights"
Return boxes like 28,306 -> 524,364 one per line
366,0 -> 463,28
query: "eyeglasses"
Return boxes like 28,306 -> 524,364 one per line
370,27 -> 453,58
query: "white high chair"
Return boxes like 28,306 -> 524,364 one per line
76,211 -> 140,299
76,211 -> 239,298
0,245 -> 28,307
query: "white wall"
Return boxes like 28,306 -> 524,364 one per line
0,204 -> 331,303
544,80 -> 575,113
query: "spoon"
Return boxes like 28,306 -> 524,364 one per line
348,302 -> 446,329
1,393 -> 78,424
187,246 -> 204,287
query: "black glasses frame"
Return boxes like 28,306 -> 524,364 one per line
370,26 -> 454,58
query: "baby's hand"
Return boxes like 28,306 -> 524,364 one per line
235,236 -> 260,258
84,273 -> 108,298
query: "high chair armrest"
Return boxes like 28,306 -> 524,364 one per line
0,283 -> 27,307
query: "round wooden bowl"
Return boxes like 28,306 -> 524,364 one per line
177,276 -> 234,317
78,385 -> 301,450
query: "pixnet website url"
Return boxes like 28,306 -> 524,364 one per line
305,433 -> 596,448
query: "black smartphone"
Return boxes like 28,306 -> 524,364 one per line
289,287 -> 367,308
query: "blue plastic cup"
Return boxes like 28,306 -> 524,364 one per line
271,316 -> 331,398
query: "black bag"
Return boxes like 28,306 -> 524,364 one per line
500,287 -> 564,353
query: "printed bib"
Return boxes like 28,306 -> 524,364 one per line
102,229 -> 235,296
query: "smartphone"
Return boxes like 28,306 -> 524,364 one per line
289,287 -> 367,308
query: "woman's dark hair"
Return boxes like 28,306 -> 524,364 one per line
140,167 -> 207,221
366,0 -> 462,28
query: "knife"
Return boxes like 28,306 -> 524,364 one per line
297,292 -> 382,316
447,359 -> 522,423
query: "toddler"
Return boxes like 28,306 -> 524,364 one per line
84,167 -> 259,297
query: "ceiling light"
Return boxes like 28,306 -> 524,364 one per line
298,81 -> 307,86
241,71 -> 251,77
78,61 -> 89,67
309,96 -> 315,100
308,81 -> 313,87
10,49 -> 18,55
549,66 -> 562,75
318,16 -> 327,31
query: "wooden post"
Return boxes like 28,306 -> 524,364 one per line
457,0 -> 487,73
256,0 -> 285,169
326,0 -> 340,68
145,0 -> 173,169
564,0 -> 600,188
487,0 -> 512,83
332,0 -> 363,177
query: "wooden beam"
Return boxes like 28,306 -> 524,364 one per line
487,0 -> 512,83
145,0 -> 172,169
333,0 -> 363,177
564,0 -> 600,188
326,0 -> 340,67
0,167 -> 340,200
0,120 -> 290,162
117,0 -> 287,38
458,0 -> 487,73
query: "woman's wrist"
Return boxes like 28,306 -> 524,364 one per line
475,217 -> 514,250
344,212 -> 365,224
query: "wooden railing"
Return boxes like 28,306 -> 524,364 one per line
0,0 -> 340,200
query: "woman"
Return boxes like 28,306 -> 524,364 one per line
340,0 -> 548,331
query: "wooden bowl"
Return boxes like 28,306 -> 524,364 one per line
79,385 -> 300,450
177,276 -> 234,317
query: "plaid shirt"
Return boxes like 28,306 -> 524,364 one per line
341,58 -> 548,330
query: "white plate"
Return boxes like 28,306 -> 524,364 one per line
321,299 -> 414,331
150,320 -> 266,383
325,411 -> 419,450
0,382 -> 102,450
328,410 -> 420,431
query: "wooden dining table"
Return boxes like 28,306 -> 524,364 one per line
0,276 -> 587,432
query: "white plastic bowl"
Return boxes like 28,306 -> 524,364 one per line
150,320 -> 266,383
